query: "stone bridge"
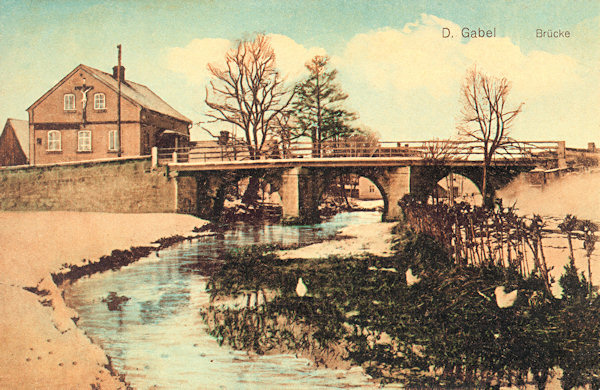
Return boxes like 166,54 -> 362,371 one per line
2,140 -> 591,221
162,139 -> 565,223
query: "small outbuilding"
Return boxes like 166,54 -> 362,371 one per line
357,176 -> 382,200
0,118 -> 29,166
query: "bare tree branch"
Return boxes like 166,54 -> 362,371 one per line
205,34 -> 293,159
457,66 -> 524,206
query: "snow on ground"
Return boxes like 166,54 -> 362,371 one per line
530,218 -> 600,298
279,220 -> 395,259
498,171 -> 600,297
0,211 -> 206,286
0,211 -> 206,389
352,198 -> 384,209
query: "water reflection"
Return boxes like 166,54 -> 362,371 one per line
65,212 -> 382,389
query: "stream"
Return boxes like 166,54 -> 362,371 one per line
64,212 -> 384,389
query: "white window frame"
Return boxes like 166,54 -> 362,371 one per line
64,94 -> 75,111
78,130 -> 92,152
108,130 -> 119,151
47,131 -> 61,151
94,93 -> 106,110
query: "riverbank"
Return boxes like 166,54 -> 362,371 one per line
0,211 -> 207,389
278,219 -> 395,259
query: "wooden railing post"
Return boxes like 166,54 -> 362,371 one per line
172,151 -> 178,164
557,141 -> 566,159
557,141 -> 567,168
151,147 -> 158,167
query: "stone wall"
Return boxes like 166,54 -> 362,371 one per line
174,175 -> 198,215
0,158 -> 176,213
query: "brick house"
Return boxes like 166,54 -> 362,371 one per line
0,118 -> 29,166
27,64 -> 192,165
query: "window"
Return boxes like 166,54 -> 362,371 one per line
64,94 -> 75,111
94,93 -> 105,110
78,130 -> 91,152
369,185 -> 375,193
108,130 -> 119,151
47,131 -> 61,151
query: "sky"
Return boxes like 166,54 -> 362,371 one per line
0,0 -> 598,147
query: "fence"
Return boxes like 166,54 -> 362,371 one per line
399,196 -> 598,292
157,140 -> 561,165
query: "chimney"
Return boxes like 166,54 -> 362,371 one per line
112,65 -> 125,82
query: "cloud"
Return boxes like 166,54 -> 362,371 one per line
333,14 -> 597,146
462,39 -> 580,98
337,15 -> 464,98
165,16 -> 597,146
165,34 -> 325,85
338,14 -> 581,99
165,38 -> 232,84
268,34 -> 326,80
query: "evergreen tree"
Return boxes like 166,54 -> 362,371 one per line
291,55 -> 357,157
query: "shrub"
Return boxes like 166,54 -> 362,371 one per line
202,233 -> 600,388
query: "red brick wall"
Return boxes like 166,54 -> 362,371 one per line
29,67 -> 142,165
31,123 -> 142,165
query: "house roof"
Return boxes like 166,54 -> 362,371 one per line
6,118 -> 29,158
28,64 -> 192,125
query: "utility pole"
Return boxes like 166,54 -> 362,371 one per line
117,44 -> 122,157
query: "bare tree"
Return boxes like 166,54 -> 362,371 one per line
205,34 -> 293,160
337,130 -> 379,157
458,66 -> 523,206
421,139 -> 460,163
271,109 -> 295,158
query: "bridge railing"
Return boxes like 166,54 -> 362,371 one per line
157,145 -> 254,163
157,140 -> 560,164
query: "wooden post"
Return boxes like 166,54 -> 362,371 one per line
557,141 -> 566,159
588,142 -> 596,152
117,44 -> 122,158
557,141 -> 566,168
151,146 -> 158,167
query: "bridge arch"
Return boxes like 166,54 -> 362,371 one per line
409,165 -> 534,207
181,168 -> 300,221
177,164 -> 536,223
431,173 -> 483,205
195,166 -> 411,223
311,168 -> 389,218
272,166 -> 411,223
409,166 -> 483,202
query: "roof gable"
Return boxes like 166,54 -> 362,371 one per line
28,64 -> 192,124
5,118 -> 29,158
